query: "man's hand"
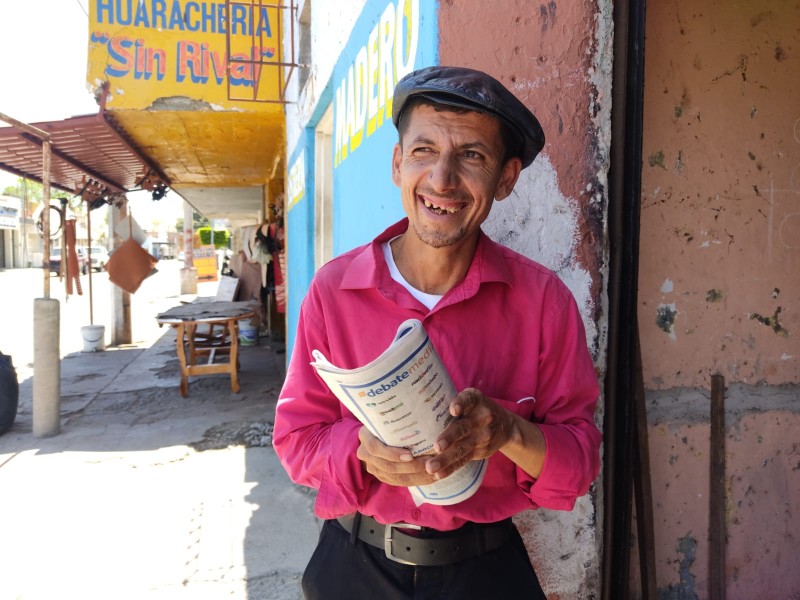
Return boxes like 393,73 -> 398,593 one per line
423,388 -> 515,481
357,427 -> 437,487
426,388 -> 547,481
358,388 -> 547,486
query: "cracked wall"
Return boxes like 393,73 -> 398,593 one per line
438,1 -> 612,598
637,0 -> 800,596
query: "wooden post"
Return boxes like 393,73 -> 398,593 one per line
709,374 -> 727,600
633,327 -> 657,599
86,200 -> 94,324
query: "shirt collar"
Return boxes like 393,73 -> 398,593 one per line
340,218 -> 513,294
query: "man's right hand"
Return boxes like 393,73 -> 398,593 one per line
357,427 -> 437,487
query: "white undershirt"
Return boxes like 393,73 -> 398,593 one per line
382,238 -> 443,310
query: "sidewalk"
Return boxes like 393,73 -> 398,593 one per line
0,322 -> 320,599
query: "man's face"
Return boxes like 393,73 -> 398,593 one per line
392,104 -> 522,250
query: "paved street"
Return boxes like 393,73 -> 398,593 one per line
0,264 -> 320,600
0,260 -> 189,380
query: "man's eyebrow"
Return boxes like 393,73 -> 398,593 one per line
408,137 -> 492,152
408,135 -> 436,146
460,141 -> 492,152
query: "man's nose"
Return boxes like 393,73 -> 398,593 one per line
428,153 -> 458,191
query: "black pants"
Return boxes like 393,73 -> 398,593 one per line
301,519 -> 547,600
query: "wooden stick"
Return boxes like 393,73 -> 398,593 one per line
633,327 -> 657,599
709,374 -> 727,599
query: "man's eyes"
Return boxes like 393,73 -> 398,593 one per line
410,147 -> 484,160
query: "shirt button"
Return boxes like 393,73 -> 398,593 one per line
411,509 -> 421,520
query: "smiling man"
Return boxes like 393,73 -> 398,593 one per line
273,66 -> 601,600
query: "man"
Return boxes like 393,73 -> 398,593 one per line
273,66 -> 601,599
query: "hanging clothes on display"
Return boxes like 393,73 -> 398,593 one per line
269,221 -> 286,314
64,218 -> 83,297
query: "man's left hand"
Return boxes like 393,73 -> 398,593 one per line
425,388 -> 515,480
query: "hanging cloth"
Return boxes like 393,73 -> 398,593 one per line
64,219 -> 83,297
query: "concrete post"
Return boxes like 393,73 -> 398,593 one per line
181,200 -> 197,294
33,298 -> 60,437
110,202 -> 132,345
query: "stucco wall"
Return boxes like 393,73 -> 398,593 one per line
639,0 -> 800,596
284,1 -> 368,157
438,1 -> 612,598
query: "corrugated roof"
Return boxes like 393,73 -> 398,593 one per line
0,112 -> 168,198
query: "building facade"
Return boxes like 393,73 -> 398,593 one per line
282,1 -> 611,597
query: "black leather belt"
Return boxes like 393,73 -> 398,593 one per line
336,513 -> 516,567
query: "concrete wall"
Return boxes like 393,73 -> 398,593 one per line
284,1 -> 613,597
283,0 -> 368,354
434,1 -> 613,598
638,0 -> 800,596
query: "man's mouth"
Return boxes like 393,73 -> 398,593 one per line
420,196 -> 465,215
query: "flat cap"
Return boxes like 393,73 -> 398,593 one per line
392,66 -> 545,168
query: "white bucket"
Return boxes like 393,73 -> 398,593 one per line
238,322 -> 258,346
81,325 -> 106,352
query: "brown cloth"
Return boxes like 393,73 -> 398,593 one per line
64,219 -> 83,297
105,237 -> 158,294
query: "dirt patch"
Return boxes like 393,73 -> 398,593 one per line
190,421 -> 274,451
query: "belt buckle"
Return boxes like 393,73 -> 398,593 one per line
384,522 -> 422,565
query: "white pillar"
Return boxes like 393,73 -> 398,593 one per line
33,298 -> 60,437
180,200 -> 197,294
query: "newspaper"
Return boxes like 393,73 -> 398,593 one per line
311,319 -> 486,506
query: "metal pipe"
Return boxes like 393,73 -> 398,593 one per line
87,201 -> 94,324
43,141 -> 52,298
603,0 -> 648,597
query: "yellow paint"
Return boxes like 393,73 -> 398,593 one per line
287,150 -> 305,211
111,109 -> 285,187
194,245 -> 218,281
88,0 -> 283,109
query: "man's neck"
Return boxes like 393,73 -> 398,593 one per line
389,231 -> 478,296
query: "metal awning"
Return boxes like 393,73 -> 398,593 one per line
0,110 -> 169,205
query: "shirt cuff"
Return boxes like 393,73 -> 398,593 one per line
316,418 -> 370,519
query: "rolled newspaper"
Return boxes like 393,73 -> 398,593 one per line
311,319 -> 486,506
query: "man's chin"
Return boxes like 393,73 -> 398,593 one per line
411,222 -> 467,249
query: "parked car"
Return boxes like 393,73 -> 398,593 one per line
49,247 -> 88,275
85,246 -> 110,272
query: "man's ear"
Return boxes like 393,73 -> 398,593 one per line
391,143 -> 403,188
495,157 -> 523,201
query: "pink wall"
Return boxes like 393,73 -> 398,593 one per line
639,0 -> 800,596
438,1 -> 610,598
438,0 -> 607,314
640,0 -> 799,389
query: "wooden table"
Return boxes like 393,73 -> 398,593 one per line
157,301 -> 257,397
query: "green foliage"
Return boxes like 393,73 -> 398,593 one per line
197,227 -> 230,248
2,177 -> 71,201
175,211 -> 210,233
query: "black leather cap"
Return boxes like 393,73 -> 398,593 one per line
392,66 -> 545,168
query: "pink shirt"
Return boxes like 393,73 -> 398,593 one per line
273,220 -> 600,531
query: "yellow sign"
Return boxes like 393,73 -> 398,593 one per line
87,0 -> 282,109
194,245 -> 219,282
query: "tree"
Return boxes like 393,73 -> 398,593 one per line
197,227 -> 230,249
174,211 -> 210,232
2,177 -> 71,202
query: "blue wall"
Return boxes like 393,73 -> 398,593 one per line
286,0 -> 438,356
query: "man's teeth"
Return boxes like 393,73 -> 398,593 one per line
423,199 -> 460,214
